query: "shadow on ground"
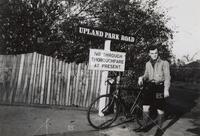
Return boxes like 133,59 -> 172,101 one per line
163,81 -> 200,136
35,130 -> 109,136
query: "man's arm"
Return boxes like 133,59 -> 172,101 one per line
163,61 -> 171,97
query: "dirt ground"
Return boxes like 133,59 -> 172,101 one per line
0,81 -> 200,136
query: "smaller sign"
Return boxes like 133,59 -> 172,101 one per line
79,26 -> 135,43
89,49 -> 126,72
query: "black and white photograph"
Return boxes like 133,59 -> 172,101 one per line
0,0 -> 200,136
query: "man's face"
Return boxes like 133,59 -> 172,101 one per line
149,49 -> 158,60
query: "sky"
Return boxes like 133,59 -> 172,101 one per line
157,0 -> 200,60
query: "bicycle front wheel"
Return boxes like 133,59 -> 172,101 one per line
87,94 -> 118,129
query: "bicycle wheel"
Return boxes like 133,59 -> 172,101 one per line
87,94 -> 118,129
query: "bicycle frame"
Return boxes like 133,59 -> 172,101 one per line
110,87 -> 141,116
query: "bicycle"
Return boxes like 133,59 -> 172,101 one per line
87,77 -> 145,129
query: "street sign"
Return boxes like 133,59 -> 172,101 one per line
89,49 -> 126,72
79,26 -> 135,43
78,26 -> 131,116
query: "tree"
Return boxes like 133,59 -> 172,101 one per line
0,0 -> 65,54
0,0 -> 174,71
60,0 -> 173,70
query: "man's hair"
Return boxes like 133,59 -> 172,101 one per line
148,45 -> 159,52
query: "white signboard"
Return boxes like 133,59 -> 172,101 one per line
79,26 -> 135,43
89,49 -> 126,71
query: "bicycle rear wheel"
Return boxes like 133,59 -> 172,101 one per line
87,94 -> 118,129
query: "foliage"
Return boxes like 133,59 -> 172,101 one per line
0,0 -> 65,54
0,0 -> 174,71
61,0 -> 174,73
171,60 -> 200,83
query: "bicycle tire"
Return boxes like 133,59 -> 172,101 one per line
87,94 -> 119,129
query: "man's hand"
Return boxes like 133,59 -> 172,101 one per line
164,89 -> 169,98
138,76 -> 143,86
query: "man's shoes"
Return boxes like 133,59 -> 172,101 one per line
154,128 -> 164,136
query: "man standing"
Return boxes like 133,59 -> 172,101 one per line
136,46 -> 171,135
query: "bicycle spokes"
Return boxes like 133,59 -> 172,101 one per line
87,94 -> 118,129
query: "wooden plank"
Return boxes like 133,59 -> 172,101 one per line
52,58 -> 56,105
96,70 -> 101,98
19,54 -> 26,103
69,63 -> 75,106
52,59 -> 57,105
34,53 -> 39,104
38,54 -> 44,104
65,63 -> 71,105
88,70 -> 95,106
43,56 -> 49,104
86,69 -> 92,107
2,55 -> 8,102
2,55 -> 7,102
54,59 -> 59,105
46,56 -> 52,104
53,59 -> 57,105
45,56 -> 49,104
78,63 -> 83,107
51,58 -> 54,105
0,55 -> 4,102
72,63 -> 77,105
15,54 -> 25,102
68,63 -> 73,105
94,70 -> 101,108
6,55 -> 13,102
40,55 -> 46,104
83,64 -> 88,107
21,53 -> 30,103
92,70 -> 97,102
8,55 -> 17,103
59,61 -> 63,105
31,53 -> 37,104
20,54 -> 27,102
24,53 -> 32,102
82,63 -> 88,107
2,55 -> 13,103
11,54 -> 18,103
69,63 -> 74,105
31,53 -> 39,104
77,64 -> 82,107
34,53 -> 41,104
1,55 -> 6,102
0,55 -> 6,102
11,55 -> 21,103
56,60 -> 62,105
78,63 -> 85,107
84,66 -> 90,107
74,63 -> 81,106
93,70 -> 98,102
25,53 -> 33,103
60,61 -> 65,105
38,54 -> 44,103
27,52 -> 37,104
62,62 -> 67,106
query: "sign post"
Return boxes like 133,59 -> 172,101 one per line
78,26 -> 134,117
99,40 -> 110,116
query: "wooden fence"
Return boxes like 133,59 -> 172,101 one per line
0,52 -> 105,108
